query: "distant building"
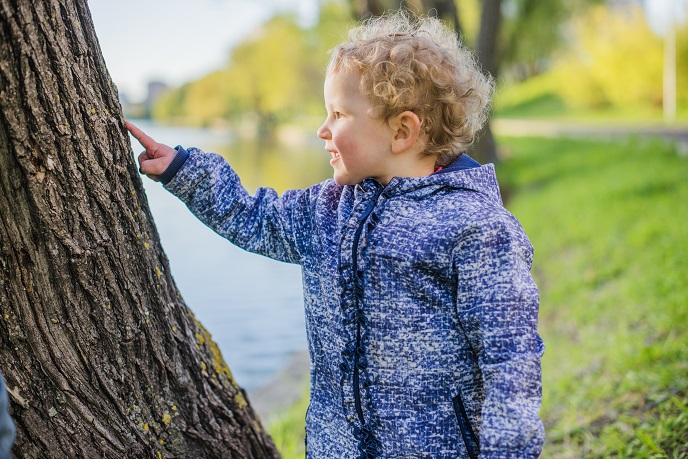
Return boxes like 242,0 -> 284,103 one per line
144,81 -> 169,117
118,90 -> 129,107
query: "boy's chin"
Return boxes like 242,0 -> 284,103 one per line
332,174 -> 358,186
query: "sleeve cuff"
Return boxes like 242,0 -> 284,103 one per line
158,145 -> 190,185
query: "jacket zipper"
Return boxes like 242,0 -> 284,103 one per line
452,393 -> 480,459
351,187 -> 384,425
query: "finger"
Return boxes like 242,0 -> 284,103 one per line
139,156 -> 170,177
138,151 -> 151,166
137,166 -> 160,182
126,121 -> 158,151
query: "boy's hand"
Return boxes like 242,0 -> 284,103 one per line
126,121 -> 177,182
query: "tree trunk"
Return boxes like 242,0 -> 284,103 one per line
423,0 -> 462,38
351,0 -> 387,19
472,0 -> 502,164
0,1 -> 280,458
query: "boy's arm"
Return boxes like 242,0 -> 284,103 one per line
454,218 -> 545,459
128,121 -> 309,264
164,149 -> 309,263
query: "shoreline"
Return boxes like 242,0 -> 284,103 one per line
248,351 -> 310,424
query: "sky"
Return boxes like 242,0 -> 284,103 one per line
88,0 -> 318,102
645,0 -> 688,35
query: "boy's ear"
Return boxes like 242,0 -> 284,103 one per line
388,111 -> 422,154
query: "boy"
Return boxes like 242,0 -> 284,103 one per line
129,10 -> 544,458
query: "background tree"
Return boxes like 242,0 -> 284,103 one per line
471,0 -> 502,163
425,0 -> 463,37
350,0 -> 387,18
0,0 -> 279,457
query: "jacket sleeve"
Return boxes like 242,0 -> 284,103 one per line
454,218 -> 545,459
163,148 -> 314,264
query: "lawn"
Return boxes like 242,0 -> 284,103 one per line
500,136 -> 688,457
268,135 -> 688,458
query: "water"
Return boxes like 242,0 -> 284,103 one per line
131,120 -> 330,393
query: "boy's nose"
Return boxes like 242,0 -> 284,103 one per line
317,123 -> 330,140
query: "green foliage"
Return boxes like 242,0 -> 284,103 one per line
498,136 -> 688,458
678,25 -> 688,108
552,5 -> 665,109
266,387 -> 309,459
496,4 -> 688,119
151,83 -> 188,120
499,0 -> 601,78
454,0 -> 480,48
152,1 -> 351,128
500,0 -> 567,70
230,16 -> 310,117
494,71 -> 568,118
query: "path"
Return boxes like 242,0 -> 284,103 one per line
493,119 -> 688,154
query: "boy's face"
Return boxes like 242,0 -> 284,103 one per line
317,70 -> 396,186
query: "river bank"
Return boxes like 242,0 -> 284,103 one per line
249,351 -> 310,424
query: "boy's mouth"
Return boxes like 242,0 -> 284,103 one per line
327,149 -> 340,162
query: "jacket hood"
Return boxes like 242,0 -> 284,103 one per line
358,154 -> 503,206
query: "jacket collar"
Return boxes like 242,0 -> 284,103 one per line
435,153 -> 481,173
351,153 -> 502,205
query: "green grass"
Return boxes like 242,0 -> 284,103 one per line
499,136 -> 688,457
267,135 -> 688,458
266,387 -> 309,458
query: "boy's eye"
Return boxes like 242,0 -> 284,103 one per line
333,111 -> 343,119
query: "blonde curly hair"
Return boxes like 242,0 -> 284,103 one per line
327,10 -> 495,166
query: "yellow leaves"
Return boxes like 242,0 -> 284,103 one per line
552,4 -> 666,108
161,413 -> 171,425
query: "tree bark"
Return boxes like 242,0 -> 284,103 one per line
0,1 -> 280,458
423,0 -> 462,38
351,0 -> 387,19
473,0 -> 502,164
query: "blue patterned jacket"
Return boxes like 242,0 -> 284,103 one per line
164,148 -> 545,458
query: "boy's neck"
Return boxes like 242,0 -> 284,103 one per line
376,153 -> 436,185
